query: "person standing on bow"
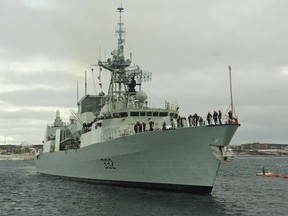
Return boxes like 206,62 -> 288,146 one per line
213,111 -> 218,125
218,110 -> 222,124
206,112 -> 212,125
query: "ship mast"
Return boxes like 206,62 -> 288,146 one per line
117,6 -> 125,58
229,66 -> 233,112
97,6 -> 151,111
228,65 -> 237,117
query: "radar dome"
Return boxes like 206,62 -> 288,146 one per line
136,90 -> 148,102
69,115 -> 75,120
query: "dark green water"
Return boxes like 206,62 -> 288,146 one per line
0,157 -> 287,216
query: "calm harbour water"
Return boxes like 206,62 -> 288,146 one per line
0,157 -> 287,216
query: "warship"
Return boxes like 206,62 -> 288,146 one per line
35,7 -> 240,193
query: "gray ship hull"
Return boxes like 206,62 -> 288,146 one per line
35,124 -> 239,193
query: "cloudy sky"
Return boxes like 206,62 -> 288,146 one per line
0,0 -> 287,145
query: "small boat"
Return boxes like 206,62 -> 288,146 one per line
256,167 -> 288,178
256,173 -> 288,178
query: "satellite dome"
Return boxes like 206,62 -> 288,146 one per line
136,90 -> 148,102
69,115 -> 75,120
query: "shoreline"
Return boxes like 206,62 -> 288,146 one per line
235,154 -> 288,157
0,153 -> 34,161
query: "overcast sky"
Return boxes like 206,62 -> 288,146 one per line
0,0 -> 287,145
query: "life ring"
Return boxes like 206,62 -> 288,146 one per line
228,118 -> 238,124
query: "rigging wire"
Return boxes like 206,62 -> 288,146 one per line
69,109 -> 84,125
91,68 -> 97,95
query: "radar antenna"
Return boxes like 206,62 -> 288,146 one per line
95,6 -> 152,111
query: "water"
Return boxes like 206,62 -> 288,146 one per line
1,157 -> 287,216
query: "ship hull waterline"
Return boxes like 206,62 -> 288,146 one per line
35,124 -> 239,194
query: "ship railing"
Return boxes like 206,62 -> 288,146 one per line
47,122 -> 69,128
102,118 -> 239,141
101,128 -> 133,141
187,115 -> 239,126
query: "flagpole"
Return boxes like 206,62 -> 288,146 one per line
229,65 -> 234,113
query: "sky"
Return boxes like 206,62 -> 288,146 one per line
0,0 -> 287,145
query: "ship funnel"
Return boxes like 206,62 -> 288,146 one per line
54,110 -> 63,127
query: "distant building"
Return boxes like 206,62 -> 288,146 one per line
241,142 -> 268,151
267,144 -> 288,150
229,142 -> 288,156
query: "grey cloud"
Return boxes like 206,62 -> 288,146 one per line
0,87 -> 75,107
1,0 -> 288,144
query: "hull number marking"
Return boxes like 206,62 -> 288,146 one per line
101,158 -> 116,169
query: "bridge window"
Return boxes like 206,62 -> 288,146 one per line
130,112 -> 139,116
153,112 -> 158,116
159,112 -> 168,117
119,112 -> 128,117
